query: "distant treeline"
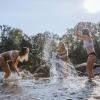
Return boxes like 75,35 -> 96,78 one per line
0,22 -> 100,73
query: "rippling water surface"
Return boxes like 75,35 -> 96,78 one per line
0,74 -> 100,100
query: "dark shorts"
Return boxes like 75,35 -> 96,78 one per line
88,52 -> 96,57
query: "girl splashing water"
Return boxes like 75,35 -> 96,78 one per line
75,23 -> 96,82
57,42 -> 69,62
0,47 -> 29,82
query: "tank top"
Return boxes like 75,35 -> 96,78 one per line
83,39 -> 95,54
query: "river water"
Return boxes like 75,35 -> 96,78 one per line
0,74 -> 100,100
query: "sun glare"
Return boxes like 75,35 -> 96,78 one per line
83,0 -> 100,14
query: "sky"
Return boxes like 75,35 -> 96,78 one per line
0,0 -> 100,36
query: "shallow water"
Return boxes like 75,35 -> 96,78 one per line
0,76 -> 100,100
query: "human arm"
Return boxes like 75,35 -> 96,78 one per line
12,59 -> 20,76
11,53 -> 20,76
75,24 -> 90,40
57,53 -> 67,59
12,58 -> 20,76
57,50 -> 68,59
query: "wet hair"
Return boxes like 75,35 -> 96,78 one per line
58,42 -> 68,56
19,47 -> 29,62
82,28 -> 90,36
19,47 -> 29,56
58,42 -> 65,47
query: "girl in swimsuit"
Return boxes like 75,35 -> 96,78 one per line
57,42 -> 68,62
75,23 -> 96,81
0,47 -> 29,81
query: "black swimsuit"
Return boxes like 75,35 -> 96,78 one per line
58,52 -> 68,61
88,52 -> 96,57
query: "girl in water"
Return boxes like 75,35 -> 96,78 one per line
75,23 -> 96,81
57,42 -> 68,62
0,47 -> 29,81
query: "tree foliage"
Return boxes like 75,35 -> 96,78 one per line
0,22 -> 100,73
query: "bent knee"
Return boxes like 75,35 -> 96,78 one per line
5,71 -> 11,77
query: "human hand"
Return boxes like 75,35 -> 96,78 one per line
78,22 -> 86,29
16,71 -> 20,77
77,23 -> 82,29
15,68 -> 20,77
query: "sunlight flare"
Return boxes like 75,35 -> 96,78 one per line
83,0 -> 100,13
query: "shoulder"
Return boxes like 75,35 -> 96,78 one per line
12,50 -> 19,54
11,50 -> 19,57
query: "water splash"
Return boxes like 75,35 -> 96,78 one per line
43,36 -> 78,84
0,72 -> 21,86
50,51 -> 78,84
43,37 -> 53,62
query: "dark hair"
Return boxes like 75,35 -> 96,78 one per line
19,47 -> 29,56
82,29 -> 90,36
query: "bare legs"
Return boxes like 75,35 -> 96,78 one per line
86,54 -> 96,81
0,57 -> 11,80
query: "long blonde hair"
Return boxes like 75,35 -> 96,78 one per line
58,42 -> 68,55
19,47 -> 29,62
20,53 -> 29,62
